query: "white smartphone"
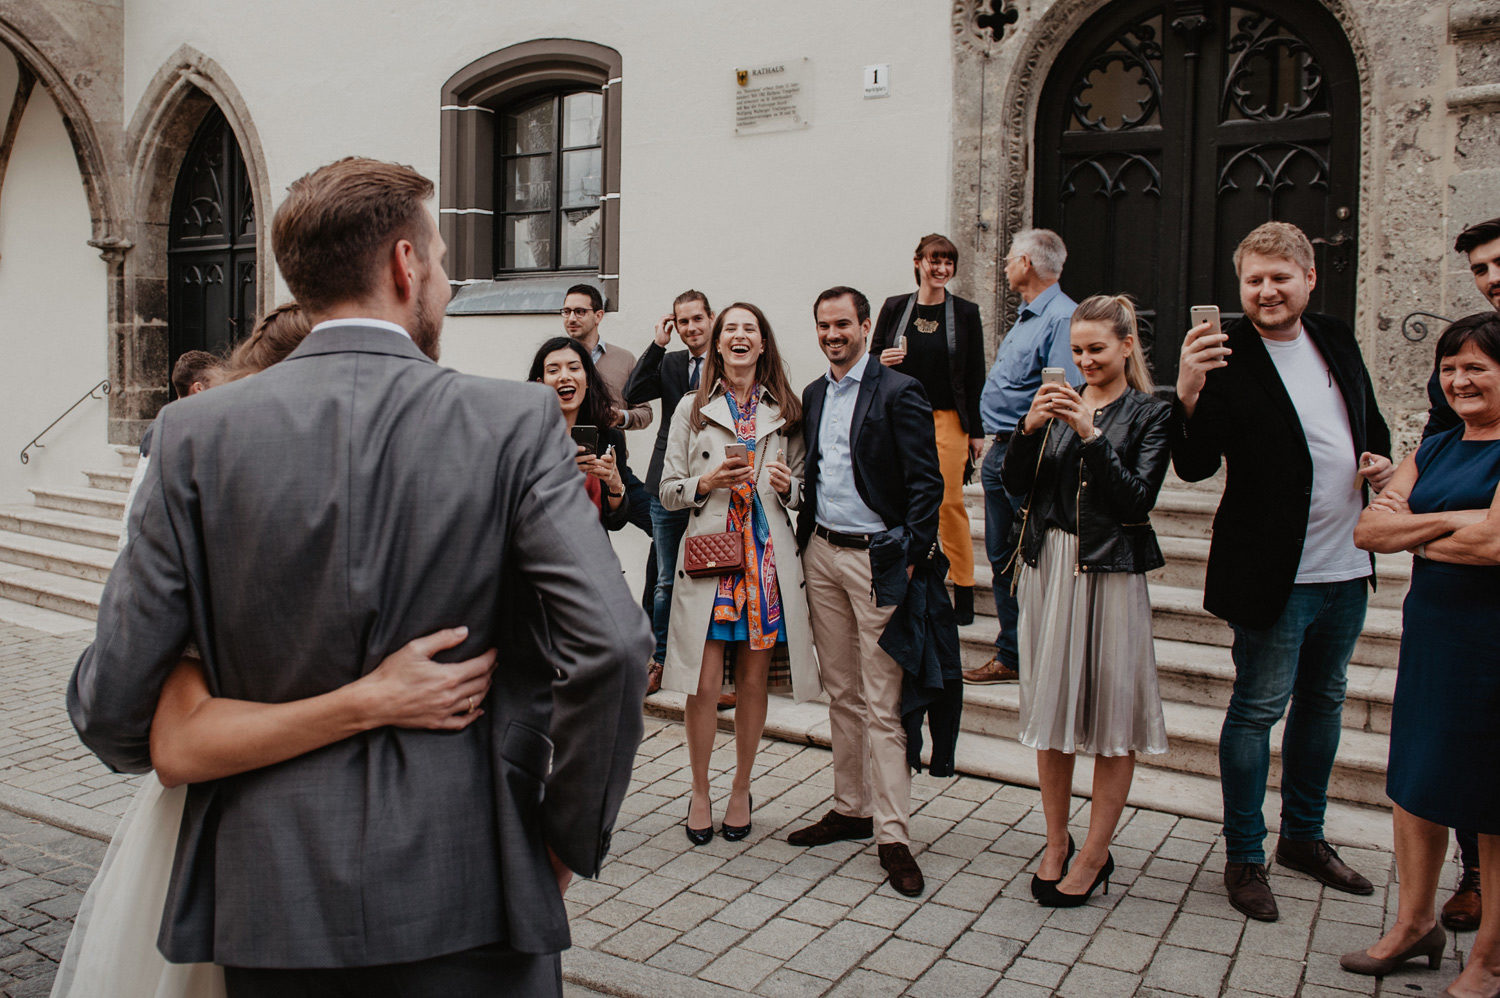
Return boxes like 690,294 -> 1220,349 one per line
891,331 -> 906,353
724,443 -> 749,463
1041,367 -> 1066,386
1190,305 -> 1223,337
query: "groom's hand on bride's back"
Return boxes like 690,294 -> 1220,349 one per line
352,626 -> 498,731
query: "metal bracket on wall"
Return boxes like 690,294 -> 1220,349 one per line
1400,311 -> 1452,343
20,380 -> 111,465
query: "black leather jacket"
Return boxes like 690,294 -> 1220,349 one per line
1001,388 -> 1174,574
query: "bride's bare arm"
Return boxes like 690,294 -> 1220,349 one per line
149,627 -> 497,788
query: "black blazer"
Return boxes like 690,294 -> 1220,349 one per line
871,291 -> 986,437
1170,312 -> 1391,629
624,341 -> 698,494
795,358 -> 945,568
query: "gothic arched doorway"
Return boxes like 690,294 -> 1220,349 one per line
1033,0 -> 1360,387
167,105 -> 256,392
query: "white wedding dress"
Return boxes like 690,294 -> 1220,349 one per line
49,775 -> 226,997
52,451 -> 226,997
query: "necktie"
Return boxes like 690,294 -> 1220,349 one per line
688,356 -> 701,391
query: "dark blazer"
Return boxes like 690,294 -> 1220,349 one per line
795,357 -> 944,567
625,341 -> 698,494
1170,313 -> 1391,629
1003,388 -> 1173,574
69,327 -> 650,968
871,291 -> 986,437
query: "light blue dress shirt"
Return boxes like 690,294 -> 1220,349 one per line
816,353 -> 888,535
978,282 -> 1080,435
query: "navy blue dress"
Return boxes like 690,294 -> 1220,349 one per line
1386,427 -> 1500,833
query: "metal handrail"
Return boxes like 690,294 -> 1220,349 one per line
1401,311 -> 1452,343
19,379 -> 110,464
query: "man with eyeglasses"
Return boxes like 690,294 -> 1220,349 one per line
562,284 -> 652,430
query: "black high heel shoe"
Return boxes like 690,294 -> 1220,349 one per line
721,793 -> 753,842
685,797 -> 713,846
1039,851 -> 1114,908
1030,834 -> 1077,900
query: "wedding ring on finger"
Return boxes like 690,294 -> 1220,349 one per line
467,695 -> 476,713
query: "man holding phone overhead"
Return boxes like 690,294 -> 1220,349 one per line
1171,221 -> 1393,924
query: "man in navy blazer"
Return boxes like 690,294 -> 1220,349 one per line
788,286 -> 944,897
625,291 -> 715,693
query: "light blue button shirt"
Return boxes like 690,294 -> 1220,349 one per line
978,283 -> 1080,435
816,353 -> 888,535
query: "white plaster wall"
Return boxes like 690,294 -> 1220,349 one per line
122,1 -> 956,390
0,46 -> 110,504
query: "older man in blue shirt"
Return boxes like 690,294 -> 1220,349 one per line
965,229 -> 1079,684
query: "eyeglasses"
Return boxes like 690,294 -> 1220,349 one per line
560,307 -> 596,318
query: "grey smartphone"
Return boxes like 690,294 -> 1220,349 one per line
1041,367 -> 1067,386
891,331 -> 907,352
570,424 -> 600,455
724,442 -> 749,463
1190,305 -> 1223,337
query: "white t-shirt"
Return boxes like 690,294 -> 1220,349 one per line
1262,329 -> 1370,583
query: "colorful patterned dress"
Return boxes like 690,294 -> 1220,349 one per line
706,384 -> 787,649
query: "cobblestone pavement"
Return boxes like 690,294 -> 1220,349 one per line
0,619 -> 1477,996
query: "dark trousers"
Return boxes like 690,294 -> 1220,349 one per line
980,440 -> 1021,667
224,942 -> 561,998
622,471 -> 656,614
1458,828 -> 1480,869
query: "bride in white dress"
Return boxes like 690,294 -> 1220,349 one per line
52,306 -> 499,998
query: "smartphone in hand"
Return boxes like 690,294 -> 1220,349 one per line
570,424 -> 600,455
1041,367 -> 1067,386
1190,305 -> 1222,338
724,442 -> 749,463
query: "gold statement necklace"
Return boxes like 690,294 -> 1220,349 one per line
913,317 -> 938,334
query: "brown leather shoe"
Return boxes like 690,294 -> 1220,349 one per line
1442,866 -> 1482,932
645,659 -> 663,697
878,843 -> 925,897
787,810 -> 873,847
716,692 -> 737,711
1275,838 -> 1374,895
1225,862 -> 1279,922
961,657 -> 1019,685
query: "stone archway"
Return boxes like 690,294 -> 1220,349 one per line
948,0 -> 1376,349
117,46 -> 273,441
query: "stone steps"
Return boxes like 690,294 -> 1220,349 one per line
29,486 -> 127,521
83,468 -> 134,493
0,529 -> 116,584
0,568 -> 103,620
0,504 -> 122,551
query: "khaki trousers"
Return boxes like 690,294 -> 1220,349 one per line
932,409 -> 975,586
803,533 -> 910,844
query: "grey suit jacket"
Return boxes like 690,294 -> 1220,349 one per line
68,327 -> 650,969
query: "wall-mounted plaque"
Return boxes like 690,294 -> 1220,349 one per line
734,58 -> 811,135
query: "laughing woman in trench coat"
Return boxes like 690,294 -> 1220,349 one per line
660,302 -> 820,846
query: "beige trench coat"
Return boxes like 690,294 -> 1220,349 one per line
658,385 -> 821,702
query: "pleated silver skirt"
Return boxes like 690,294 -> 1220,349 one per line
1016,528 -> 1168,757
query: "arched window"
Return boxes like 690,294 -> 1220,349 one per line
441,39 -> 621,314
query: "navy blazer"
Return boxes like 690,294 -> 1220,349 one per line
795,357 -> 944,568
1170,312 -> 1391,629
625,341 -> 697,494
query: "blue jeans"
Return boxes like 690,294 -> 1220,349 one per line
980,440 -> 1021,667
649,497 -> 690,663
1220,579 -> 1368,863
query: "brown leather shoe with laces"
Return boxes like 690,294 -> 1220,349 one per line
787,810 -> 873,847
1275,838 -> 1373,895
645,659 -> 663,697
1442,865 -> 1482,932
878,843 -> 925,897
1225,862 -> 1279,921
961,657 -> 1019,685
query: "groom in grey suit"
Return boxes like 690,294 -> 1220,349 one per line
69,158 -> 649,996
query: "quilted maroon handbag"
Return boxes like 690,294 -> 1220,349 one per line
683,529 -> 744,578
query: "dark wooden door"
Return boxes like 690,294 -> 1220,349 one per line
1034,0 -> 1359,387
168,106 -> 256,393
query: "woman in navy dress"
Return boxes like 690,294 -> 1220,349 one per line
1346,312 -> 1500,996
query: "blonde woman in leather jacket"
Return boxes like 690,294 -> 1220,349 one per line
1001,294 -> 1173,908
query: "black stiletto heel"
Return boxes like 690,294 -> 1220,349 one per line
721,793 -> 753,842
1030,834 -> 1077,900
685,796 -> 713,846
1039,851 -> 1114,908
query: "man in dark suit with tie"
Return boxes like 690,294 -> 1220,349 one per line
786,286 -> 944,897
70,158 -> 649,996
625,290 -> 715,695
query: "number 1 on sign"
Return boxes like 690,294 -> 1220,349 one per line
864,64 -> 890,99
